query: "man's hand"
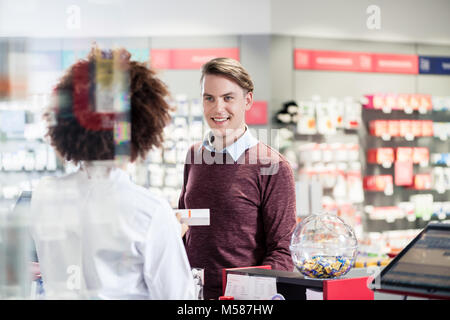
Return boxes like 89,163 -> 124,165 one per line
176,212 -> 189,237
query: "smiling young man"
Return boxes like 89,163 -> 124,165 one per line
178,58 -> 296,300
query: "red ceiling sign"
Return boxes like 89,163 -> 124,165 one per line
150,48 -> 240,70
294,49 -> 418,74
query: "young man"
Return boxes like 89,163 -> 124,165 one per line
178,58 -> 296,300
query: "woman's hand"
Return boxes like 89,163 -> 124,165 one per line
30,262 -> 41,281
176,212 -> 189,237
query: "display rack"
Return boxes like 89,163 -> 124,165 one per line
0,99 -> 63,210
274,93 -> 450,257
274,96 -> 365,240
143,96 -> 206,208
360,94 -> 450,237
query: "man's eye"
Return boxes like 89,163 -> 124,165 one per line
224,96 -> 233,101
204,96 -> 213,102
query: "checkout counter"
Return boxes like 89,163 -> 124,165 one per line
223,222 -> 450,300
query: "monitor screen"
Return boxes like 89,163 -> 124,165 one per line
374,223 -> 450,299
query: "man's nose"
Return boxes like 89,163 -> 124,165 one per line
214,98 -> 226,111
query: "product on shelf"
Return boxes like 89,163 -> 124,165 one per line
316,102 -> 337,135
296,101 -> 317,134
294,97 -> 362,135
369,119 -> 388,137
367,148 -> 395,166
410,194 -> 434,220
433,167 -> 450,193
363,175 -> 393,194
399,120 -> 412,139
433,122 -> 450,141
359,228 -> 423,256
412,147 -> 430,166
431,153 -> 450,166
432,96 -> 450,112
363,93 -> 433,114
365,206 -> 406,223
146,95 -> 207,207
394,161 -> 413,186
396,147 -> 413,162
387,120 -> 400,137
411,173 -> 432,190
296,142 -> 363,204
367,147 -> 429,166
370,120 -> 434,139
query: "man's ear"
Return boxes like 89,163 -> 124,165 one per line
245,91 -> 253,111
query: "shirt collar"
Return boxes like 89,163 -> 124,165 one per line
199,125 -> 258,162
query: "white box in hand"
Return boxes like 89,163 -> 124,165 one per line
176,209 -> 210,226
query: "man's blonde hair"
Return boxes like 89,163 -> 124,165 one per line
201,57 -> 254,93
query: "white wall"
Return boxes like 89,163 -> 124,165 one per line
271,0 -> 450,45
1,0 -> 449,46
0,0 -> 271,37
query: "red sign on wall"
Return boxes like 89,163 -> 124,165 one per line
150,48 -> 240,70
294,49 -> 418,74
246,101 -> 267,125
372,53 -> 418,74
294,49 -> 373,72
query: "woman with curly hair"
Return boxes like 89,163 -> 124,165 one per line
30,48 -> 196,299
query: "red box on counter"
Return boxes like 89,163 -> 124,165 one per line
394,161 -> 414,186
396,147 -> 413,162
388,120 -> 400,137
412,148 -> 429,164
399,120 -> 412,137
421,120 -> 434,136
367,148 -> 395,164
411,120 -> 422,137
370,120 -> 388,136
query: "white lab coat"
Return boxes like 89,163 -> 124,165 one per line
30,163 -> 196,300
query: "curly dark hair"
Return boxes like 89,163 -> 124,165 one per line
45,48 -> 172,163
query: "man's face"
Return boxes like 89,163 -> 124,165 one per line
202,74 -> 253,138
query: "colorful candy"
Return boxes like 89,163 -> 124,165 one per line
295,256 -> 353,279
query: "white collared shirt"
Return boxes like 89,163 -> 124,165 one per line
30,164 -> 196,300
199,126 -> 259,162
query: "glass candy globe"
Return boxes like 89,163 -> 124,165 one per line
290,212 -> 358,279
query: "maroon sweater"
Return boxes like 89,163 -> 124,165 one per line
178,142 -> 296,299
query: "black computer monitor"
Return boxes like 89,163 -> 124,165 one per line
371,222 -> 450,299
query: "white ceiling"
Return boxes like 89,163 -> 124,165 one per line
0,0 -> 449,45
272,0 -> 450,45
